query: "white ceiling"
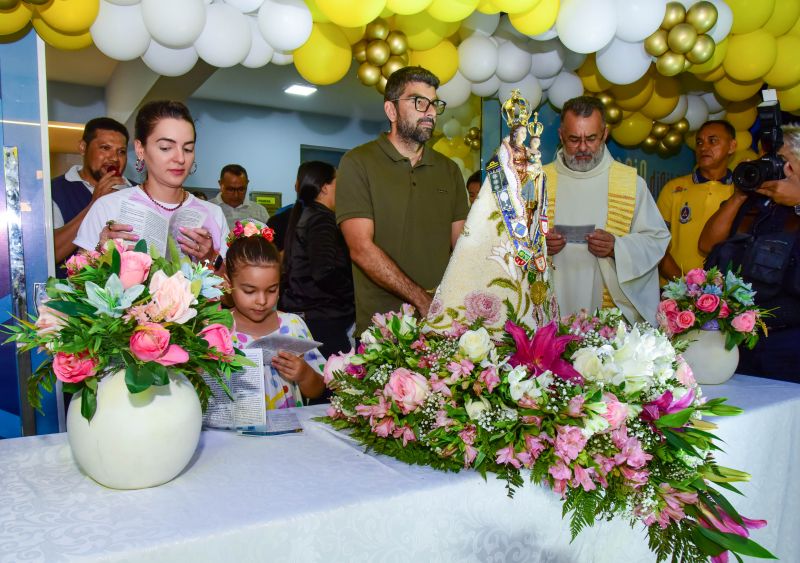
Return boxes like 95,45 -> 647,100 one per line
45,44 -> 388,122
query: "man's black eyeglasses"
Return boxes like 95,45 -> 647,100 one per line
392,96 -> 447,115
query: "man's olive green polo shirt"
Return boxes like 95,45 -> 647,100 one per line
336,133 -> 469,334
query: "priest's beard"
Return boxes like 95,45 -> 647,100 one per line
563,148 -> 603,172
397,115 -> 435,145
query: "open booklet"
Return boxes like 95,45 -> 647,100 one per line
117,198 -> 207,256
202,333 -> 322,433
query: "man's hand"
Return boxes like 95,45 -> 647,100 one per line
546,229 -> 566,256
756,176 -> 800,207
586,228 -> 615,258
91,170 -> 122,202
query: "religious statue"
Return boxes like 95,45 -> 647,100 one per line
427,90 -> 559,335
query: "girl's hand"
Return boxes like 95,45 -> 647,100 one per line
271,351 -> 314,384
178,226 -> 216,263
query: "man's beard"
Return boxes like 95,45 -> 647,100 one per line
563,148 -> 603,172
397,116 -> 434,145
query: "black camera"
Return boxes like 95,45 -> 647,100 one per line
732,95 -> 786,192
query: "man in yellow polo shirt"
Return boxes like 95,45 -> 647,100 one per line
657,120 -> 737,282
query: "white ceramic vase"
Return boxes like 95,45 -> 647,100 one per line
66,369 -> 202,489
678,328 -> 739,385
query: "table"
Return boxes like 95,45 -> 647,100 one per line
1,375 -> 798,563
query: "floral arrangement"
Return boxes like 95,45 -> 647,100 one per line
4,239 -> 250,421
322,305 -> 775,563
658,267 -> 766,350
226,219 -> 275,247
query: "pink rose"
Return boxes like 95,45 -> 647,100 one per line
243,222 -> 260,237
463,290 -> 502,324
731,310 -> 757,333
65,253 -> 89,276
118,250 -> 152,289
675,310 -> 696,331
130,322 -> 189,366
719,301 -> 731,318
695,293 -> 720,313
35,303 -> 66,337
52,351 -> 97,383
147,270 -> 197,324
685,268 -> 706,286
200,323 -> 234,358
674,357 -> 696,387
323,349 -> 354,385
384,367 -> 429,413
658,299 -> 679,315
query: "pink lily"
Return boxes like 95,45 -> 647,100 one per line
641,388 -> 696,423
698,504 -> 767,563
505,320 -> 583,383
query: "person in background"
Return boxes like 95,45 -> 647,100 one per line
466,170 -> 482,205
191,190 -> 208,201
267,161 -> 313,252
336,66 -> 469,335
210,164 -> 270,229
280,161 -> 354,358
52,117 -> 132,276
657,120 -> 737,282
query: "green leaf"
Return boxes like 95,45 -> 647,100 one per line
44,300 -> 94,317
654,408 -> 694,428
111,247 -> 121,276
61,382 -> 83,395
134,239 -> 148,253
690,525 -> 726,556
125,363 -> 153,394
81,385 -> 97,421
149,362 -> 169,386
696,528 -> 777,559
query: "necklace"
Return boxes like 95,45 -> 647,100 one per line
140,183 -> 187,212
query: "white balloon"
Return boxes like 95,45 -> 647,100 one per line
470,115 -> 481,128
142,41 -> 198,76
106,0 -> 140,5
471,75 -> 500,97
498,75 -> 543,108
91,1 -> 151,61
495,14 -> 529,43
556,0 -> 617,54
194,4 -> 251,67
562,48 -> 587,71
707,0 -> 733,43
701,91 -> 724,113
530,25 -> 558,41
141,0 -> 206,49
224,0 -> 264,12
496,41 -> 532,83
614,0 -> 666,42
458,11 -> 500,39
529,39 -> 565,79
271,49 -> 293,65
438,71 -> 472,108
538,75 -> 557,89
442,118 -> 462,139
596,38 -> 651,85
709,109 -> 727,120
684,95 -> 709,131
660,94 -> 688,124
258,0 -> 313,52
242,15 -> 273,68
548,70 -> 584,110
457,35 -> 499,83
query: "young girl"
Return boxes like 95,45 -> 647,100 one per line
225,222 -> 326,409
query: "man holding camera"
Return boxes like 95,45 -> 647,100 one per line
699,124 -> 800,381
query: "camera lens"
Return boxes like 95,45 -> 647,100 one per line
733,161 -> 763,192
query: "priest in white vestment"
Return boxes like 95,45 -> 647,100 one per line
544,97 -> 670,326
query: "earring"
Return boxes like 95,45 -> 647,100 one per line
190,162 -> 198,175
135,158 -> 145,173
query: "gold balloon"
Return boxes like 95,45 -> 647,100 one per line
642,135 -> 659,151
686,34 -> 715,64
597,92 -> 614,107
366,39 -> 390,66
686,1 -> 717,34
645,29 -> 669,57
668,23 -> 698,54
468,126 -> 480,139
657,140 -> 674,157
470,138 -> 481,150
386,31 -> 408,56
399,52 -> 409,65
651,122 -> 670,138
358,61 -> 382,86
376,75 -> 388,94
353,39 -> 368,63
464,137 -> 472,147
604,105 -> 622,124
673,118 -> 690,133
663,130 -> 684,149
656,51 -> 686,77
662,2 -> 687,31
683,58 -> 693,72
365,18 -> 389,41
0,0 -> 19,9
382,55 -> 405,78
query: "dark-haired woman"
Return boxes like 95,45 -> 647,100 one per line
280,161 -> 355,358
74,100 -> 227,269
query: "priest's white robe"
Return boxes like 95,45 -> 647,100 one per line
548,148 -> 670,326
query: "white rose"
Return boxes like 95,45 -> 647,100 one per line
465,396 -> 491,420
360,329 -> 378,346
507,365 -> 535,401
572,348 -> 604,380
458,328 -> 493,362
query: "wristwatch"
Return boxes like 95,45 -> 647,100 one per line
794,204 -> 800,216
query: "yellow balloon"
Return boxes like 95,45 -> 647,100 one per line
409,39 -> 458,83
714,74 -> 764,102
764,34 -> 800,89
725,99 -> 758,130
577,54 -> 612,93
685,133 -> 697,150
293,23 -> 352,85
493,0 -> 541,14
387,0 -> 433,15
735,130 -> 753,151
696,64 -> 726,82
37,0 -> 98,34
31,15 -> 92,49
508,0 -> 558,36
315,0 -> 386,28
0,2 -> 33,36
729,149 -> 758,168
723,29 -> 776,82
778,81 -> 800,111
395,11 -> 458,50
640,74 -> 680,120
611,112 -> 654,146
426,0 -> 479,23
727,0 -> 776,35
689,36 -> 727,75
341,25 -> 366,45
764,0 -> 800,36
791,9 -> 800,35
610,72 -> 655,111
305,0 -> 331,22
476,0 -> 500,14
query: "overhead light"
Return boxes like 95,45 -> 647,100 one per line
284,84 -> 317,96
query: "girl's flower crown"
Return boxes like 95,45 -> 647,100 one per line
226,220 -> 275,247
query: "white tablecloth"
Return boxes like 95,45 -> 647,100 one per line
1,375 -> 797,563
